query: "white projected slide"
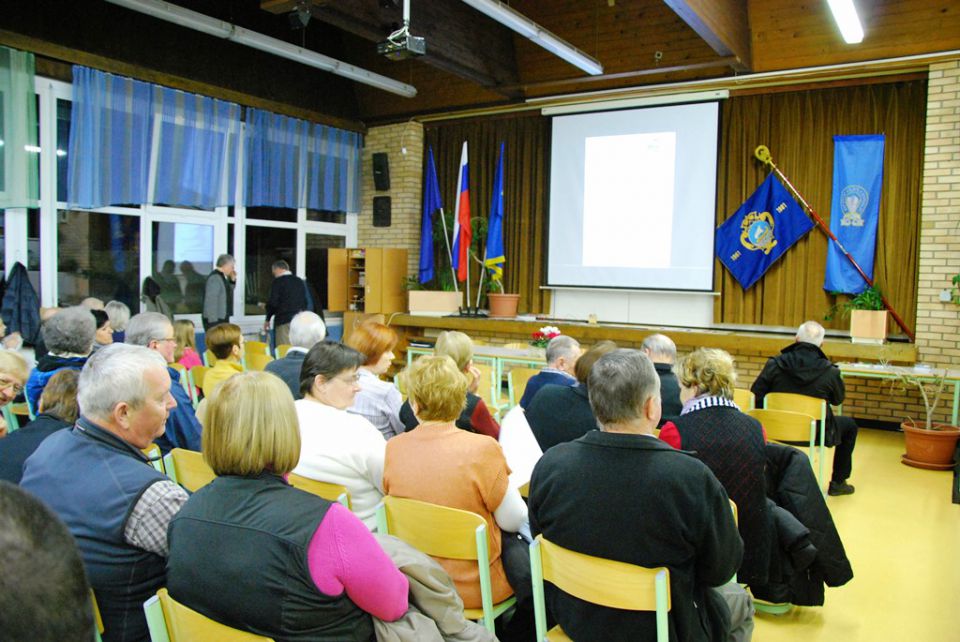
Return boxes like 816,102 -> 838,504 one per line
582,132 -> 675,268
548,101 -> 719,291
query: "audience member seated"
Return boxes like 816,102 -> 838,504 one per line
80,297 -> 105,311
0,369 -> 78,483
518,335 -> 581,409
0,349 -> 29,438
751,320 -> 859,496
90,309 -> 114,354
0,481 -> 96,642
166,372 -> 409,641
141,276 -> 173,321
641,333 -> 683,420
384,355 -> 533,641
265,311 -> 326,399
126,312 -> 203,453
172,319 -> 202,370
294,342 -> 386,530
529,349 -> 749,642
526,340 -> 617,452
346,320 -> 405,440
25,307 -> 95,412
399,331 -> 500,439
105,300 -> 130,344
660,348 -> 771,588
21,344 -> 187,642
201,323 -> 245,398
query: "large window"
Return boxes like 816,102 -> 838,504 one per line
244,226 -> 297,315
151,221 -> 215,314
57,210 -> 140,308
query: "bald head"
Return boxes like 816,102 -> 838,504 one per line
796,321 -> 825,347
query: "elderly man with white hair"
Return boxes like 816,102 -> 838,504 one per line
265,311 -> 326,400
641,333 -> 683,419
751,320 -> 859,496
21,343 -> 187,642
519,335 -> 581,409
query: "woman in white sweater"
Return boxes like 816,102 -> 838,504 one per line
294,342 -> 386,529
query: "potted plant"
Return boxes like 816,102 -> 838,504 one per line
893,369 -> 960,470
485,277 -> 520,318
825,285 -> 888,344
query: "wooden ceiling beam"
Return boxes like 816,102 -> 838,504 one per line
662,0 -> 752,71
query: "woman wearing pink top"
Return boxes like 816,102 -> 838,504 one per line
166,371 -> 408,641
173,319 -> 203,369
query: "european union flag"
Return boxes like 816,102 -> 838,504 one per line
483,142 -> 506,282
419,147 -> 442,283
716,173 -> 814,290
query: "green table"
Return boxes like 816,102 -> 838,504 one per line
837,363 -> 960,426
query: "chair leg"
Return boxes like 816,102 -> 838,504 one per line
529,541 -> 547,642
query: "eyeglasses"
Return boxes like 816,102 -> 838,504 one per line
153,337 -> 176,344
334,373 -> 361,384
0,378 -> 24,395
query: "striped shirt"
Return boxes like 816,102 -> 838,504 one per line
347,369 -> 405,440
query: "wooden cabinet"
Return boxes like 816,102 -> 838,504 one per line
327,248 -> 408,314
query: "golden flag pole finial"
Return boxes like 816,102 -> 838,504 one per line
754,145 -> 773,167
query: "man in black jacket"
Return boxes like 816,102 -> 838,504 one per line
263,260 -> 308,347
641,333 -> 682,420
751,321 -> 859,496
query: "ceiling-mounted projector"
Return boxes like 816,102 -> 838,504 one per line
377,33 -> 426,60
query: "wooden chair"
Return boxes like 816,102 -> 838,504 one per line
163,448 -> 216,493
168,363 -> 197,406
144,588 -> 273,642
245,353 -> 274,372
733,388 -> 755,411
2,404 -> 20,433
375,496 -> 516,633
92,591 -> 105,642
288,473 -> 351,509
761,392 -> 828,486
747,408 -> 821,486
472,362 -> 503,418
245,340 -> 270,357
142,443 -> 165,474
275,344 -> 292,358
191,366 -> 209,399
518,481 -> 530,498
529,535 -> 671,642
507,367 -> 541,408
203,350 -> 217,367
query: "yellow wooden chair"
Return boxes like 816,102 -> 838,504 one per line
202,350 -> 217,367
275,344 -> 293,358
507,367 -> 541,407
245,353 -> 275,372
530,535 -> 671,642
733,388 -> 755,411
144,588 -> 274,642
191,366 -> 209,399
168,363 -> 198,406
245,340 -> 270,357
518,481 -> 530,499
92,591 -> 105,642
163,448 -> 217,493
761,392 -> 828,486
472,362 -> 503,417
288,473 -> 352,509
747,407 -> 822,486
141,443 -> 165,474
375,496 -> 516,633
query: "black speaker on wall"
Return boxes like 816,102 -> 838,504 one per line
373,196 -> 392,227
372,152 -> 390,190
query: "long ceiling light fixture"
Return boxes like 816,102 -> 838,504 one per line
460,0 -> 603,76
826,0 -> 865,44
104,0 -> 417,98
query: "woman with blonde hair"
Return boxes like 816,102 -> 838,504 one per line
659,347 -> 771,587
398,330 -> 500,438
105,300 -> 130,343
200,323 -> 244,398
173,319 -> 202,370
166,371 -> 408,641
345,320 -> 404,440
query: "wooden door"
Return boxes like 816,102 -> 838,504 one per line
381,249 -> 408,313
327,248 -> 348,312
365,248 -> 384,313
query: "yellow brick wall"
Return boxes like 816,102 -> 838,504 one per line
357,122 -> 424,277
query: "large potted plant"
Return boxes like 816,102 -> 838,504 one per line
826,285 -> 888,344
895,369 -> 960,470
485,277 -> 520,318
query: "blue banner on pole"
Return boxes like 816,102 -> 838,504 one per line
419,147 -> 442,284
716,173 -> 815,290
823,134 -> 884,294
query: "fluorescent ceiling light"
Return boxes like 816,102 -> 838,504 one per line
105,0 -> 417,98
541,90 -> 729,116
826,0 -> 864,44
461,0 -> 603,76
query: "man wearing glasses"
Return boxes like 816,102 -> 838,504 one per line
125,312 -> 202,453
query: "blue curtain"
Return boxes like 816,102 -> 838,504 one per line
246,108 -> 361,212
68,67 -> 241,209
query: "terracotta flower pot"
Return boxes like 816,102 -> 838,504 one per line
901,420 -> 960,470
487,293 -> 520,318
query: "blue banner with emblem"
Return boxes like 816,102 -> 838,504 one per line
716,173 -> 815,290
823,134 -> 884,294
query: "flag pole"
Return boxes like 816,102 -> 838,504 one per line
437,206 -> 459,293
754,145 -> 914,341
475,250 -> 487,310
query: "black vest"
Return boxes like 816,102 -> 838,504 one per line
167,474 -> 374,642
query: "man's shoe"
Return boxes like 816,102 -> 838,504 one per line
828,481 -> 855,496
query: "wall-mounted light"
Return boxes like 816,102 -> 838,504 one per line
826,0 -> 864,44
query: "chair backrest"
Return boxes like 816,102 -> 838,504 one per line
762,392 -> 825,423
503,342 -> 530,350
168,363 -> 195,402
746,408 -> 815,443
191,365 -> 209,393
245,353 -> 274,372
275,344 -> 292,358
91,590 -> 104,640
245,340 -> 269,357
732,388 -> 756,411
2,404 -> 20,433
203,350 -> 217,367
729,499 -> 738,526
144,588 -> 274,642
163,448 -> 217,492
142,444 -> 165,473
377,496 -> 486,561
507,367 -> 541,407
288,473 -> 352,509
472,362 -> 500,412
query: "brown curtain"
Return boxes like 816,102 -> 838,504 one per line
424,113 -> 551,314
716,80 -> 926,336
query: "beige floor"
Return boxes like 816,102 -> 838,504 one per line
753,429 -> 960,641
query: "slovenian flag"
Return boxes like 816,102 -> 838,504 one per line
452,141 -> 471,282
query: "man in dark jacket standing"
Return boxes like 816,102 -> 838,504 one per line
751,321 -> 859,496
202,254 -> 236,330
262,260 -> 308,348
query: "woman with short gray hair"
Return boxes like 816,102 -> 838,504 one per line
24,307 -> 96,412
105,301 -> 131,343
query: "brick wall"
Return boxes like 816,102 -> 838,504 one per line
357,122 -> 424,278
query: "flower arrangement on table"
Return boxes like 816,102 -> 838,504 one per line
530,326 -> 562,349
